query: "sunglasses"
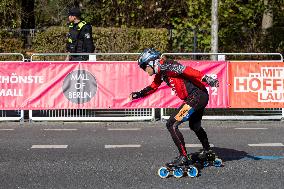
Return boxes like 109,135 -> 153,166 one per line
139,64 -> 147,70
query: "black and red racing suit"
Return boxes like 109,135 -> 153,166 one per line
138,59 -> 208,108
136,59 -> 211,157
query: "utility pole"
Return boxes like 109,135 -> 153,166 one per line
211,0 -> 218,60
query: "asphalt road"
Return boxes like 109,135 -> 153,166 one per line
0,121 -> 283,189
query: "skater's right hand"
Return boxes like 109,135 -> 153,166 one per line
202,75 -> 219,87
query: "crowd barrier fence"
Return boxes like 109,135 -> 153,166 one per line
160,52 -> 284,121
0,52 -> 283,122
29,53 -> 155,122
0,53 -> 25,121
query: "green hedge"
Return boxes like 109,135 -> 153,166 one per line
31,26 -> 168,60
2,26 -> 281,61
32,26 -> 67,53
0,30 -> 24,61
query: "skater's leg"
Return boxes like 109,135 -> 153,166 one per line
166,103 -> 195,157
166,117 -> 187,157
192,123 -> 210,150
188,109 -> 210,151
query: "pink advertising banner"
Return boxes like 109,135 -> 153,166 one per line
0,61 -> 228,110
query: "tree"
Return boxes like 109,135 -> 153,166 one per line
21,0 -> 35,29
1,0 -> 283,54
0,0 -> 21,28
34,0 -> 82,28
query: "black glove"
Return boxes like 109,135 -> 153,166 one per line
202,75 -> 219,87
130,86 -> 153,100
131,92 -> 142,99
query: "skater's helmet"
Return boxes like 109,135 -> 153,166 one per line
138,48 -> 161,70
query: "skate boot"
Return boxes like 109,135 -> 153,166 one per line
166,155 -> 189,167
198,149 -> 216,161
197,149 -> 223,167
158,155 -> 199,178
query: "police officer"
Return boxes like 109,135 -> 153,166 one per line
66,7 -> 95,61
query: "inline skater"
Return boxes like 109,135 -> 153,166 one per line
129,48 -> 219,167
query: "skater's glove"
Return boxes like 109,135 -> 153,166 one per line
130,86 -> 154,100
130,91 -> 142,100
202,75 -> 219,87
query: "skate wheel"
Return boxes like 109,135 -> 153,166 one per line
187,166 -> 198,178
203,161 -> 209,167
214,158 -> 223,167
158,167 -> 170,178
173,168 -> 184,178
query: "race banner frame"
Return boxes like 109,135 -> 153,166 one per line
229,61 -> 284,108
0,61 -> 228,110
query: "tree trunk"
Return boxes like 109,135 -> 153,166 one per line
262,0 -> 273,31
21,0 -> 35,29
211,0 -> 218,60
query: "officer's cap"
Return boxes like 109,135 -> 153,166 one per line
68,7 -> 81,17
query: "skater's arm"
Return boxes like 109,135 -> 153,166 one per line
181,66 -> 204,81
182,66 -> 219,87
129,74 -> 162,100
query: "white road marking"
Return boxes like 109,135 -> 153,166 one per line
0,129 -> 14,131
31,145 -> 68,149
248,143 -> 284,147
180,128 -> 191,130
43,129 -> 78,131
235,128 -> 268,130
105,145 -> 141,148
185,144 -> 215,148
107,128 -> 141,131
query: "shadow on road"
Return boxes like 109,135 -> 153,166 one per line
212,147 -> 248,161
190,147 -> 250,176
210,147 -> 283,161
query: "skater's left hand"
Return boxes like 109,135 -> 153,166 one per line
202,75 -> 219,87
129,92 -> 141,101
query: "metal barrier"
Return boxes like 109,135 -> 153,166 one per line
0,53 -> 25,122
161,108 -> 283,121
160,52 -> 284,121
31,53 -> 140,62
0,53 -> 25,62
2,52 -> 284,122
29,53 -> 156,122
29,109 -> 155,122
162,52 -> 283,62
